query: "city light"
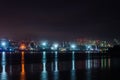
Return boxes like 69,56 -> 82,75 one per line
20,44 -> 26,50
51,43 -> 59,50
53,43 -> 58,48
0,39 -> 9,51
1,41 -> 6,47
70,44 -> 77,51
0,38 -> 113,52
41,41 -> 47,47
86,45 -> 93,51
70,44 -> 76,49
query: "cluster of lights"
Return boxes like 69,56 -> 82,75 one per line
0,39 -> 112,52
70,44 -> 76,50
86,45 -> 93,51
51,43 -> 59,50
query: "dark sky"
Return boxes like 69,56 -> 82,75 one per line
0,0 -> 120,41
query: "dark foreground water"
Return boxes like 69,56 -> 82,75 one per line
0,51 -> 119,80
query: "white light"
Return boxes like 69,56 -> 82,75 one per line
42,51 -> 46,72
72,51 -> 75,70
55,61 -> 58,72
2,52 -> 6,65
51,43 -> 59,50
87,45 -> 91,49
42,42 -> 47,46
55,51 -> 58,72
71,44 -> 76,49
43,63 -> 46,72
53,43 -> 58,48
86,45 -> 93,51
1,41 -> 6,47
51,47 -> 54,50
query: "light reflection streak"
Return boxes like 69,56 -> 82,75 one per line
53,71 -> 59,80
20,51 -> 26,80
41,51 -> 48,80
71,51 -> 76,80
41,71 -> 48,80
86,69 -> 91,80
86,59 -> 92,69
42,51 -> 47,72
0,52 -> 8,80
1,52 -> 6,65
72,51 -> 75,70
93,59 -> 97,68
86,54 -> 92,69
86,54 -> 91,80
71,70 -> 76,80
101,57 -> 111,69
52,51 -> 59,80
54,51 -> 58,72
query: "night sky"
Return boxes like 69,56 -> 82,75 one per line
0,0 -> 120,41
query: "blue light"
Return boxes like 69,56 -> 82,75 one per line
70,44 -> 76,50
55,61 -> 58,72
1,65 -> 7,80
54,51 -> 58,72
51,47 -> 54,50
53,43 -> 58,48
2,52 -> 6,65
42,42 -> 47,46
43,63 -> 46,72
87,45 -> 91,49
1,41 -> 6,47
42,51 -> 47,72
86,45 -> 93,51
72,51 -> 75,70
51,43 -> 59,50
71,44 -> 76,49
0,39 -> 9,51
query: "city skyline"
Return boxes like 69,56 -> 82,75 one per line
0,0 -> 120,41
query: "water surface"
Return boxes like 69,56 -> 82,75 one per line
0,51 -> 119,80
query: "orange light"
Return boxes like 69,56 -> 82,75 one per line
21,51 -> 26,80
20,44 -> 26,50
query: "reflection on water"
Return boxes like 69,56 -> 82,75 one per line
20,51 -> 26,80
54,51 -> 58,72
86,69 -> 91,80
1,52 -> 6,65
72,51 -> 75,70
53,71 -> 59,80
71,70 -> 76,80
0,52 -> 112,80
101,57 -> 111,69
41,71 -> 48,80
86,54 -> 91,80
51,51 -> 59,73
53,51 -> 59,80
0,52 -> 7,80
42,51 -> 47,73
83,54 -> 111,70
71,51 -> 76,80
41,51 -> 48,80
